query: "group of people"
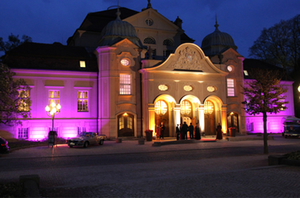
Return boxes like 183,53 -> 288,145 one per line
176,122 -> 201,140
157,122 -> 223,140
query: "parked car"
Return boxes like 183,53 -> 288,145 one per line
0,137 -> 9,153
67,132 -> 106,148
283,117 -> 300,138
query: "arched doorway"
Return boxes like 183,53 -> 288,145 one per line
227,112 -> 239,133
118,113 -> 134,137
155,100 -> 169,137
204,100 -> 215,135
180,100 -> 192,125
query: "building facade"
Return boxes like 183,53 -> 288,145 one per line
0,1 -> 294,140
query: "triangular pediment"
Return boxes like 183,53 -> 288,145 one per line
143,43 -> 228,75
125,8 -> 179,33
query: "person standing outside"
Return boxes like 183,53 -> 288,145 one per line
176,124 -> 180,140
216,123 -> 223,140
160,122 -> 165,139
181,122 -> 188,140
195,123 -> 201,140
189,123 -> 194,139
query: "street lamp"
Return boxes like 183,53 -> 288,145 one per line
45,102 -> 61,131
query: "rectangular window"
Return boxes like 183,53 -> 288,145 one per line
119,117 -> 124,130
120,74 -> 131,95
78,127 -> 86,134
18,128 -> 29,139
48,90 -> 60,106
80,61 -> 86,68
227,78 -> 235,97
18,89 -> 30,111
77,91 -> 89,112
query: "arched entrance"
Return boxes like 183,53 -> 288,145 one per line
227,112 -> 239,132
180,100 -> 193,125
155,100 -> 169,137
118,113 -> 134,137
204,100 -> 215,135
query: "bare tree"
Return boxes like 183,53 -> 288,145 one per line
242,69 -> 288,154
249,15 -> 300,71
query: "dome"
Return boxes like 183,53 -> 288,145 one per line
99,10 -> 143,48
201,21 -> 237,56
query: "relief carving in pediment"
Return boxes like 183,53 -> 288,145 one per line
173,47 -> 202,70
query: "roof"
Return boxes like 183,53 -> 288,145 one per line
243,59 -> 293,81
201,22 -> 237,56
2,42 -> 98,72
68,7 -> 195,45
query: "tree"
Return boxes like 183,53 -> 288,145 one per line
0,33 -> 32,53
242,69 -> 288,154
0,63 -> 32,126
249,14 -> 300,71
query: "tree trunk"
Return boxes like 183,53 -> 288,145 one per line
263,112 -> 268,154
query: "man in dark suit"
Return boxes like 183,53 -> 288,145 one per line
181,122 -> 188,140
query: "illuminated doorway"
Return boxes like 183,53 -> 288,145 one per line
180,100 -> 192,125
227,112 -> 239,133
204,100 -> 215,135
155,100 -> 169,137
118,113 -> 134,137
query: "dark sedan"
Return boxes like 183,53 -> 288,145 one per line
0,137 -> 9,153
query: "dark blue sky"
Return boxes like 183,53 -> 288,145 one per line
1,0 -> 299,58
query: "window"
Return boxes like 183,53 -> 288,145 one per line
155,100 -> 167,115
80,61 -> 86,68
77,91 -> 89,112
127,116 -> 133,129
49,90 -> 60,104
78,127 -> 86,134
227,78 -> 235,97
120,74 -> 131,95
18,128 -> 28,139
119,116 -> 124,130
144,37 -> 156,44
18,89 -> 30,111
181,100 -> 192,115
163,39 -> 174,46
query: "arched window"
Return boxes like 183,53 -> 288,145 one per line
155,100 -> 167,115
180,100 -> 192,115
163,39 -> 174,46
144,37 -> 156,44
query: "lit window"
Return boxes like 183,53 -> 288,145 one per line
127,117 -> 133,129
18,128 -> 28,139
244,70 -> 249,76
227,78 -> 235,97
119,116 -> 124,130
181,100 -> 192,115
18,89 -> 30,111
155,100 -> 167,115
48,90 -> 60,111
77,91 -> 89,112
80,61 -> 86,68
120,74 -> 131,95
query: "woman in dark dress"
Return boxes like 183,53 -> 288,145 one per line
216,123 -> 223,140
195,123 -> 201,140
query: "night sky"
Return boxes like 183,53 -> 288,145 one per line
1,0 -> 299,58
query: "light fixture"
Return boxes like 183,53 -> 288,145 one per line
45,102 -> 61,131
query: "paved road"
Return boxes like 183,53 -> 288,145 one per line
0,136 -> 300,197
